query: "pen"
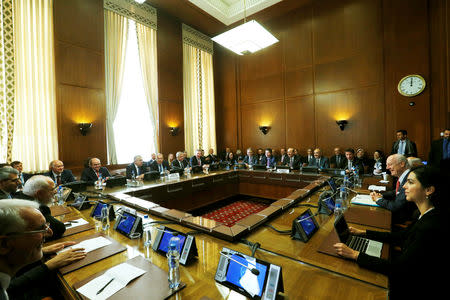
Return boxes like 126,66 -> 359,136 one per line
96,278 -> 114,295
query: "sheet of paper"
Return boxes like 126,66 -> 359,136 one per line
76,263 -> 146,300
65,218 -> 89,229
351,195 -> 379,207
367,185 -> 386,192
59,236 -> 112,254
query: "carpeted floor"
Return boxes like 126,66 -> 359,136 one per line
201,199 -> 269,227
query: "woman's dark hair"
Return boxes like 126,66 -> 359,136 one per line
409,165 -> 444,208
374,149 -> 384,159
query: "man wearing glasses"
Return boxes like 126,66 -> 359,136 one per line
0,168 -> 20,200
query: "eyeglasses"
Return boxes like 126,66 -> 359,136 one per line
0,222 -> 51,238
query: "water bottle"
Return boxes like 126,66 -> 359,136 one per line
96,174 -> 103,189
101,205 -> 110,231
334,195 -> 343,218
142,215 -> 152,248
167,234 -> 181,289
56,185 -> 64,205
340,186 -> 348,211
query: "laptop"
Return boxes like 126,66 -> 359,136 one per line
334,214 -> 383,258
327,178 -> 338,193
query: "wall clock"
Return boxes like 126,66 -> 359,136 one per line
397,74 -> 426,97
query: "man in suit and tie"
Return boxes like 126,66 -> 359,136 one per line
80,158 -> 111,185
311,148 -> 330,169
44,160 -> 75,186
278,148 -> 288,165
172,152 -> 189,169
428,128 -> 450,172
329,147 -> 346,169
370,154 -> 416,224
243,148 -> 257,167
222,147 -> 232,161
344,148 -> 364,174
285,148 -> 301,170
204,148 -> 218,165
303,148 -> 314,166
391,129 -> 417,158
150,153 -> 171,173
260,148 -> 276,168
10,161 -> 31,189
0,200 -> 53,300
126,155 -> 147,180
0,167 -> 20,200
189,149 -> 205,169
146,153 -> 157,168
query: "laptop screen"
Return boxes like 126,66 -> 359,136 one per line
157,230 -> 187,253
297,210 -> 317,238
92,202 -> 107,217
116,212 -> 137,235
327,178 -> 338,193
334,215 -> 350,242
324,196 -> 335,211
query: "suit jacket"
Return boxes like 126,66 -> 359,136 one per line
190,156 -> 204,167
80,167 -> 111,184
260,156 -> 276,168
310,157 -> 330,168
125,163 -> 148,179
303,155 -> 315,166
376,170 -> 416,224
38,204 -> 66,241
356,209 -> 449,300
284,155 -> 302,170
329,155 -> 347,169
278,154 -> 288,165
149,160 -> 170,172
243,155 -> 258,165
204,154 -> 217,165
344,159 -> 364,174
221,151 -> 232,161
391,138 -> 417,157
8,261 -> 55,300
44,169 -> 75,185
171,159 -> 189,169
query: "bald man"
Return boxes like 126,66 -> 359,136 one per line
44,160 -> 75,186
80,158 -> 111,185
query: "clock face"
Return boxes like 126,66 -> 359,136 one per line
398,75 -> 426,97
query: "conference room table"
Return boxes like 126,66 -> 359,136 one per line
47,170 -> 391,300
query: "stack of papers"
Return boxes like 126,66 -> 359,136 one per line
77,263 -> 146,300
58,236 -> 112,254
351,195 -> 379,207
367,185 -> 386,192
65,218 -> 89,229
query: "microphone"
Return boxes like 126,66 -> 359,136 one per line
220,251 -> 260,276
296,212 -> 319,224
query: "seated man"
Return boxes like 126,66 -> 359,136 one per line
329,147 -> 347,169
222,147 -> 232,161
44,160 -> 75,186
344,148 -> 364,174
190,149 -> 206,168
149,153 -> 170,173
310,148 -> 330,169
302,148 -> 314,166
260,148 -> 276,168
126,155 -> 147,180
81,157 -> 111,185
10,161 -> 31,188
146,153 -> 157,167
172,151 -> 189,169
204,148 -> 218,165
0,167 -> 20,199
370,154 -> 416,224
243,148 -> 258,167
285,148 -> 301,170
21,175 -> 66,241
278,148 -> 288,165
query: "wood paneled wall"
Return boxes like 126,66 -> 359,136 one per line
215,0 -> 449,159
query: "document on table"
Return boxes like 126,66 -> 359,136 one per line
351,195 -> 379,207
76,262 -> 146,300
65,218 -> 89,228
58,236 -> 112,254
367,185 -> 386,192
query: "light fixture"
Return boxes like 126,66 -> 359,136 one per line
78,123 -> 92,136
259,126 -> 270,135
134,0 -> 146,4
169,127 -> 179,136
212,1 -> 278,55
336,120 -> 348,131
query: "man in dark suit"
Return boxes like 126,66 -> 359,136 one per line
150,153 -> 171,173
329,147 -> 346,169
10,161 -> 31,188
126,155 -> 147,180
285,148 -> 301,170
172,152 -> 189,169
44,160 -> 75,186
278,148 -> 288,165
391,129 -> 417,158
303,148 -> 314,166
260,148 -> 276,168
370,154 -> 416,224
0,167 -> 20,200
243,148 -> 257,167
428,128 -> 450,171
146,153 -> 157,168
80,157 -> 111,184
189,149 -> 205,169
310,148 -> 330,169
344,148 -> 364,174
204,148 -> 218,165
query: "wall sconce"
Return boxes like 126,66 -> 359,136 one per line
336,120 -> 348,131
169,127 -> 179,136
78,123 -> 92,136
259,126 -> 270,135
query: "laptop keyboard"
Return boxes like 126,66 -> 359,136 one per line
347,236 -> 369,253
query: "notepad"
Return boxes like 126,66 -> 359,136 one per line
367,185 -> 386,192
65,218 -> 89,228
351,195 -> 379,207
76,263 -> 146,300
59,236 -> 112,254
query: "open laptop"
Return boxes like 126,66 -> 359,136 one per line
327,178 -> 338,193
334,214 -> 383,258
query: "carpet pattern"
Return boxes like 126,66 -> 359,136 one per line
201,200 -> 269,227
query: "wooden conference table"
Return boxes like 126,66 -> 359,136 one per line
48,169 -> 391,300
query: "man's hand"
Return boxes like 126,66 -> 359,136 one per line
45,248 -> 86,270
333,243 -> 359,260
370,191 -> 382,202
43,241 -> 77,255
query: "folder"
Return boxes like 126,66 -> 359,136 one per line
72,255 -> 186,300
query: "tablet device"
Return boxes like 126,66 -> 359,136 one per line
191,165 -> 203,173
62,180 -> 87,193
215,247 -> 283,300
301,166 -> 318,173
144,171 -> 160,181
252,164 -> 266,170
327,178 -> 338,193
90,201 -> 116,220
291,208 -> 319,242
152,226 -> 197,265
105,175 -> 126,187
113,211 -> 142,238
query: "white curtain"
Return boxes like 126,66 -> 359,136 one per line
199,49 -> 216,155
12,0 -> 58,172
104,10 -> 128,164
136,22 -> 159,153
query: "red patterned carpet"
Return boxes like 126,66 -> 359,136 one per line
201,200 -> 269,227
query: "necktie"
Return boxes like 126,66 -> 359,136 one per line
290,157 -> 293,167
337,156 -> 340,165
159,164 -> 163,173
96,171 -> 100,178
56,175 -> 61,186
396,180 -> 400,194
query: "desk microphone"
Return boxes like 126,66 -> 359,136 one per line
220,251 -> 260,276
